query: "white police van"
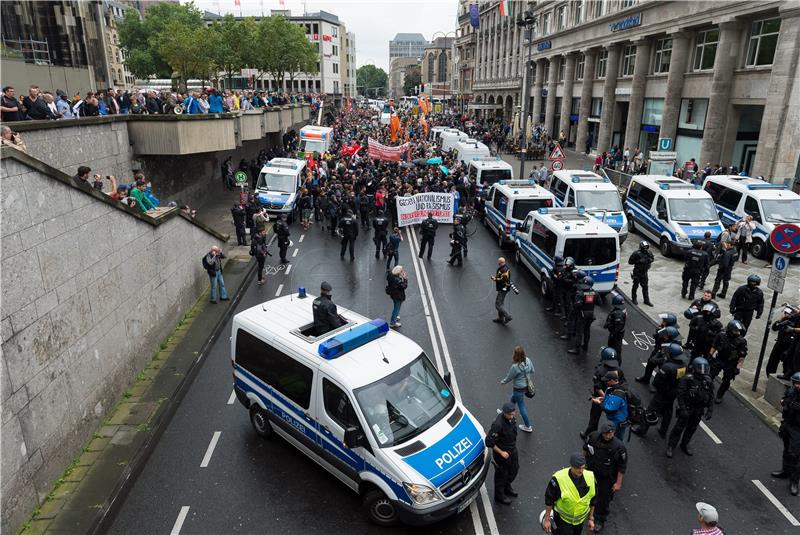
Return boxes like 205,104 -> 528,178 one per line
514,207 -> 620,296
468,158 -> 514,194
440,130 -> 469,153
232,294 -> 488,526
703,175 -> 800,259
256,158 -> 306,223
453,139 -> 491,166
485,180 -> 555,247
548,170 -> 628,244
625,175 -> 723,257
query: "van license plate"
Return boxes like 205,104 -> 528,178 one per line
457,493 -> 477,514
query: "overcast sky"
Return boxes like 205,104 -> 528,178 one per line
187,0 -> 458,71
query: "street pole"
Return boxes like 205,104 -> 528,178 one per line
753,290 -> 780,391
518,26 -> 533,181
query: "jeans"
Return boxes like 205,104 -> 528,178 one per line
209,271 -> 228,301
495,291 -> 511,321
511,390 -> 531,428
386,251 -> 399,269
390,300 -> 402,325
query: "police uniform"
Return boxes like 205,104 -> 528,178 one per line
712,246 -> 737,298
448,222 -> 467,266
312,290 -> 344,335
667,370 -> 715,456
730,284 -> 765,330
544,456 -> 597,535
710,330 -> 748,402
273,218 -> 291,263
775,381 -> 800,494
628,247 -> 654,305
338,212 -> 359,260
638,328 -> 681,385
698,237 -> 716,288
634,353 -> 687,438
569,282 -> 597,353
604,307 -> 627,361
485,404 -> 519,503
372,213 -> 389,259
584,427 -> 627,530
548,260 -> 566,316
583,360 -> 626,438
560,268 -> 577,322
681,245 -> 709,300
231,204 -> 247,245
418,216 -> 438,260
767,310 -> 800,377
686,314 -> 723,359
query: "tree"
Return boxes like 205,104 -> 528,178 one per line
157,24 -> 214,91
402,65 -> 421,97
357,65 -> 388,97
284,23 -> 319,89
254,16 -> 295,92
208,15 -> 256,88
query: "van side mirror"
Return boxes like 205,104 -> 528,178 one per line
515,222 -> 523,231
344,426 -> 366,449
718,211 -> 724,220
658,209 -> 667,220
443,372 -> 452,387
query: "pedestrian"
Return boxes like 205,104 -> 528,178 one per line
711,241 -> 736,299
581,347 -> 625,439
418,211 -> 438,260
485,402 -> 520,505
582,422 -> 626,533
386,265 -> 407,328
542,452 -> 597,535
338,209 -> 358,260
666,357 -> 715,458
1,86 -> 23,122
202,245 -> 228,303
372,209 -> 389,259
273,214 -> 291,264
632,343 -> 687,439
312,281 -> 344,335
729,274 -> 764,330
734,215 -> 756,263
773,372 -> 800,496
681,241 -> 709,300
568,275 -> 597,354
231,203 -> 247,246
709,320 -> 748,403
491,257 -> 514,324
692,502 -> 724,535
500,346 -> 534,433
385,227 -> 402,269
627,241 -> 654,306
298,188 -> 312,230
447,214 -> 467,266
592,371 -> 629,441
250,227 -> 270,286
603,295 -> 627,362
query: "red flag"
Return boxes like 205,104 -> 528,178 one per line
234,0 -> 241,5
347,97 -> 352,112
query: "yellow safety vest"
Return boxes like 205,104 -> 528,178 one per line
553,467 -> 596,525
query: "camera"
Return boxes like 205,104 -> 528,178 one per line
509,282 -> 520,295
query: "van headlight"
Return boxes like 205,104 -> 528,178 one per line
403,482 -> 440,505
676,233 -> 692,245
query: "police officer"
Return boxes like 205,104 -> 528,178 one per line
604,295 -> 627,362
356,187 -> 371,230
568,276 -> 597,354
231,203 -> 247,246
486,401 -> 519,505
372,209 -> 389,259
766,304 -> 800,378
559,257 -> 577,321
709,319 -> 748,404
730,274 -> 765,331
698,231 -> 716,289
418,212 -> 438,260
711,240 -> 736,299
633,343 -> 687,438
628,241 -> 654,306
682,241 -> 709,301
583,422 -> 627,533
687,290 -> 721,319
666,357 -> 715,458
772,372 -> 800,496
543,453 -> 597,534
491,257 -> 513,324
312,281 -> 344,334
338,209 -> 359,260
636,314 -> 681,384
547,256 -> 566,316
685,303 -> 724,359
447,215 -> 467,267
581,347 -> 625,439
273,214 -> 291,264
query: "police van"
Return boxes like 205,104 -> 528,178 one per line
548,170 -> 629,243
514,207 -> 620,296
453,139 -> 491,167
468,158 -> 514,193
625,175 -> 723,257
703,175 -> 800,259
439,130 -> 469,153
256,158 -> 306,223
232,294 -> 488,526
485,180 -> 555,247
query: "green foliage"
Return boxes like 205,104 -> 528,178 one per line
208,14 -> 256,85
284,22 -> 319,82
402,65 -> 421,97
357,65 -> 388,97
157,23 -> 214,90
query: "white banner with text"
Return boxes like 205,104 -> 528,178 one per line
396,193 -> 454,227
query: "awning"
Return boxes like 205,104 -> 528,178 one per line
467,103 -> 504,110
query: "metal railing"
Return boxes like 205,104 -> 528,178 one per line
2,38 -> 51,65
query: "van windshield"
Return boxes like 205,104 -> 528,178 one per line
355,353 -> 454,448
481,169 -> 512,185
577,190 -> 622,212
257,172 -> 295,193
512,198 -> 552,220
761,199 -> 800,223
563,237 -> 617,266
668,198 -> 718,222
303,139 -> 325,155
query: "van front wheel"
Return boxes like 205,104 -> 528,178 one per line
249,405 -> 273,439
750,239 -> 767,260
660,238 -> 672,258
363,489 -> 399,526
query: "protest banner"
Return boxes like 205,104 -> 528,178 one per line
367,137 -> 410,161
396,192 -> 454,227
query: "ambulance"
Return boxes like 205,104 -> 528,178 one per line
231,294 -> 489,526
300,125 -> 334,155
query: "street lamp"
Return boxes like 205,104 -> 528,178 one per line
517,9 -> 537,181
430,31 -> 456,102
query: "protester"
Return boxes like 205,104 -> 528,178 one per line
386,265 -> 408,328
500,345 -> 535,433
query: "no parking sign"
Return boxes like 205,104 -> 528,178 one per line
770,223 -> 800,255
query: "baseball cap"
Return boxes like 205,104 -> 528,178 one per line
320,281 -> 332,292
602,371 -> 619,381
600,422 -> 616,434
569,452 -> 586,467
501,402 -> 516,414
696,502 -> 718,523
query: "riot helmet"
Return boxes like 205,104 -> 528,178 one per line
599,346 -> 618,362
639,240 -> 650,251
564,257 -> 576,270
582,276 -> 595,287
726,319 -> 745,337
666,342 -> 684,360
693,357 -> 711,376
657,325 -> 681,342
792,372 -> 800,385
658,312 -> 678,327
747,274 -> 761,287
573,269 -> 587,280
612,294 -> 625,308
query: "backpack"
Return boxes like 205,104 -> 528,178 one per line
625,389 -> 645,425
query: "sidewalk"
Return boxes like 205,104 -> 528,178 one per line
20,190 -> 256,535
501,148 -> 796,430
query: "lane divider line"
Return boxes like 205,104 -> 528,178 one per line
275,284 -> 284,297
299,234 -> 305,243
285,264 -> 292,275
227,390 -> 236,405
200,431 -> 221,468
404,228 -> 444,374
292,248 -> 299,257
752,479 -> 800,526
170,506 -> 190,535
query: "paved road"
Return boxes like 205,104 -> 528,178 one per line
106,217 -> 800,535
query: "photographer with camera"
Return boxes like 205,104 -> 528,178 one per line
767,304 -> 800,379
491,257 -> 517,325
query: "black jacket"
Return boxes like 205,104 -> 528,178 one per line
386,272 -> 407,302
312,295 -> 344,334
730,285 -> 765,315
683,248 -> 709,274
628,249 -> 654,278
716,248 -> 737,278
420,217 -> 438,238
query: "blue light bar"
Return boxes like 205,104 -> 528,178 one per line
538,207 -> 548,214
748,184 -> 787,190
318,319 -> 390,360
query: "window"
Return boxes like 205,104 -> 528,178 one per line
641,98 -> 664,125
596,49 -> 608,78
746,18 -> 781,66
557,6 -> 566,30
323,379 -> 360,430
634,183 -> 656,210
621,44 -> 636,76
427,54 -> 435,82
669,198 -> 719,221
558,57 -> 566,81
656,195 -> 667,216
594,0 -> 604,18
678,98 -> 708,130
693,29 -> 719,71
654,38 -> 672,74
438,52 -> 448,82
566,189 -> 575,207
591,97 -> 603,117
313,23 -> 319,34
494,192 -> 508,212
333,63 -> 339,74
716,186 -> 742,211
512,198 -> 552,220
571,97 -> 581,115
543,62 -> 550,83
541,12 -> 551,35
576,53 -> 585,80
530,221 -> 558,257
332,45 -> 338,56
333,81 -> 340,93
235,330 -> 313,409
621,0 -> 635,8
332,26 -> 338,37
563,237 -> 617,265
573,1 -> 583,25
744,196 -> 762,222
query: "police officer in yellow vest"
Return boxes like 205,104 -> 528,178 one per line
543,452 -> 596,535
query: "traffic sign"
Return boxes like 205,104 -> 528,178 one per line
548,143 -> 565,161
768,253 -> 789,293
769,223 -> 800,254
551,160 -> 564,171
234,171 -> 248,185
658,137 -> 672,151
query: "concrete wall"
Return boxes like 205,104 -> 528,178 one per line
0,59 -> 96,98
0,151 -> 226,534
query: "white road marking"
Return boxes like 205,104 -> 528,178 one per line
752,479 -> 800,526
275,284 -> 284,297
622,339 -> 628,345
469,501 -> 485,535
200,431 -> 221,468
285,264 -> 292,275
227,390 -> 236,405
299,234 -> 305,243
292,248 -> 299,257
170,506 -> 190,535
404,228 -> 444,373
479,485 -> 501,535
699,421 -> 722,444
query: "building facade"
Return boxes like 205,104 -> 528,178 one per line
470,0 -> 800,180
454,0 -> 478,110
389,57 -> 421,99
345,31 -> 357,97
389,33 -> 428,60
422,37 -> 455,98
